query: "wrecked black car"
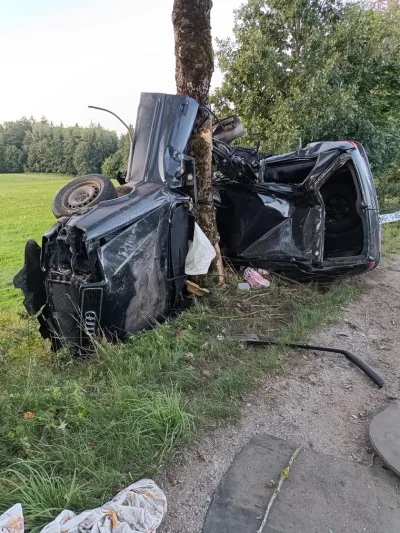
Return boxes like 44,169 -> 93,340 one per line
213,138 -> 380,281
14,92 -> 380,351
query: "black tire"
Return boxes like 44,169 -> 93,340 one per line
321,183 -> 359,233
52,174 -> 118,218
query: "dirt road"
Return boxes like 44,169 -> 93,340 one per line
159,258 -> 400,532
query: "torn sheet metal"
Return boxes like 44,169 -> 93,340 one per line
126,93 -> 199,187
0,480 -> 166,533
214,141 -> 380,281
13,93 -> 381,352
16,184 -> 191,352
14,93 -> 199,353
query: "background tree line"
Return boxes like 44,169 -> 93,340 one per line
1,1 -> 399,207
0,117 -> 130,178
212,0 -> 400,207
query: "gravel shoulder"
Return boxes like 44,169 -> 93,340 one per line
158,257 -> 400,533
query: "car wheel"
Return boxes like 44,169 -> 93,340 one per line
52,174 -> 118,218
321,184 -> 359,233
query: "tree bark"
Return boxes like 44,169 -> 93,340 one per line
172,0 -> 225,285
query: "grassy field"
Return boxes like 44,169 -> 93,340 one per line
1,173 -> 400,531
0,173 -> 72,311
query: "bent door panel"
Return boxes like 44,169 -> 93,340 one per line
216,185 -> 322,265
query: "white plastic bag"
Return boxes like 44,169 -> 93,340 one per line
0,480 -> 166,533
185,223 -> 216,275
41,479 -> 166,533
0,504 -> 24,533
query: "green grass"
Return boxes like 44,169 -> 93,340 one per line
382,222 -> 400,256
1,173 -> 400,531
0,274 -> 359,531
0,173 -> 72,312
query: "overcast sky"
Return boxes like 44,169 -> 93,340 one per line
0,0 -> 243,134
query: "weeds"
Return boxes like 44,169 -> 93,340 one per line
0,275 -> 362,530
2,175 -> 400,530
0,173 -> 72,312
382,222 -> 400,256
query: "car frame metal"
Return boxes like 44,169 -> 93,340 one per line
14,92 -> 381,351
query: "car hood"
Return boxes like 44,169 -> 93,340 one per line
66,183 -> 177,242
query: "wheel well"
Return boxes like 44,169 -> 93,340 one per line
321,159 -> 365,259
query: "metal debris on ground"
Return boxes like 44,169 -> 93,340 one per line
228,334 -> 385,388
370,401 -> 400,477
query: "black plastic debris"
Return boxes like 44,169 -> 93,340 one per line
228,334 -> 384,388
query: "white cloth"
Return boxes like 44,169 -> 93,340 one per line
0,504 -> 24,533
0,480 -> 166,533
185,223 -> 216,275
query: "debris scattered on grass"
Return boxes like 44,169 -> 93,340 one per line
243,267 -> 271,288
0,480 -> 167,533
186,280 -> 210,297
185,223 -> 216,276
228,334 -> 385,388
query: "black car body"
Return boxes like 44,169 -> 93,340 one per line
15,93 -> 198,351
14,93 -> 381,351
215,140 -> 381,281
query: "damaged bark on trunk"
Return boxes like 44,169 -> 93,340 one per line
172,0 -> 225,284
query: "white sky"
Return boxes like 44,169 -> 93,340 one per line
0,0 -> 243,134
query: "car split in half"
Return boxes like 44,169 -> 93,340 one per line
14,93 -> 380,351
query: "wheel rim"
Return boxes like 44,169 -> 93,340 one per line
325,194 -> 352,222
66,182 -> 101,209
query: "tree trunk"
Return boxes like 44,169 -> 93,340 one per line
172,0 -> 225,285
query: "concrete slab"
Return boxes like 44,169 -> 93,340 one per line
202,434 -> 296,533
370,401 -> 400,477
203,434 -> 400,533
